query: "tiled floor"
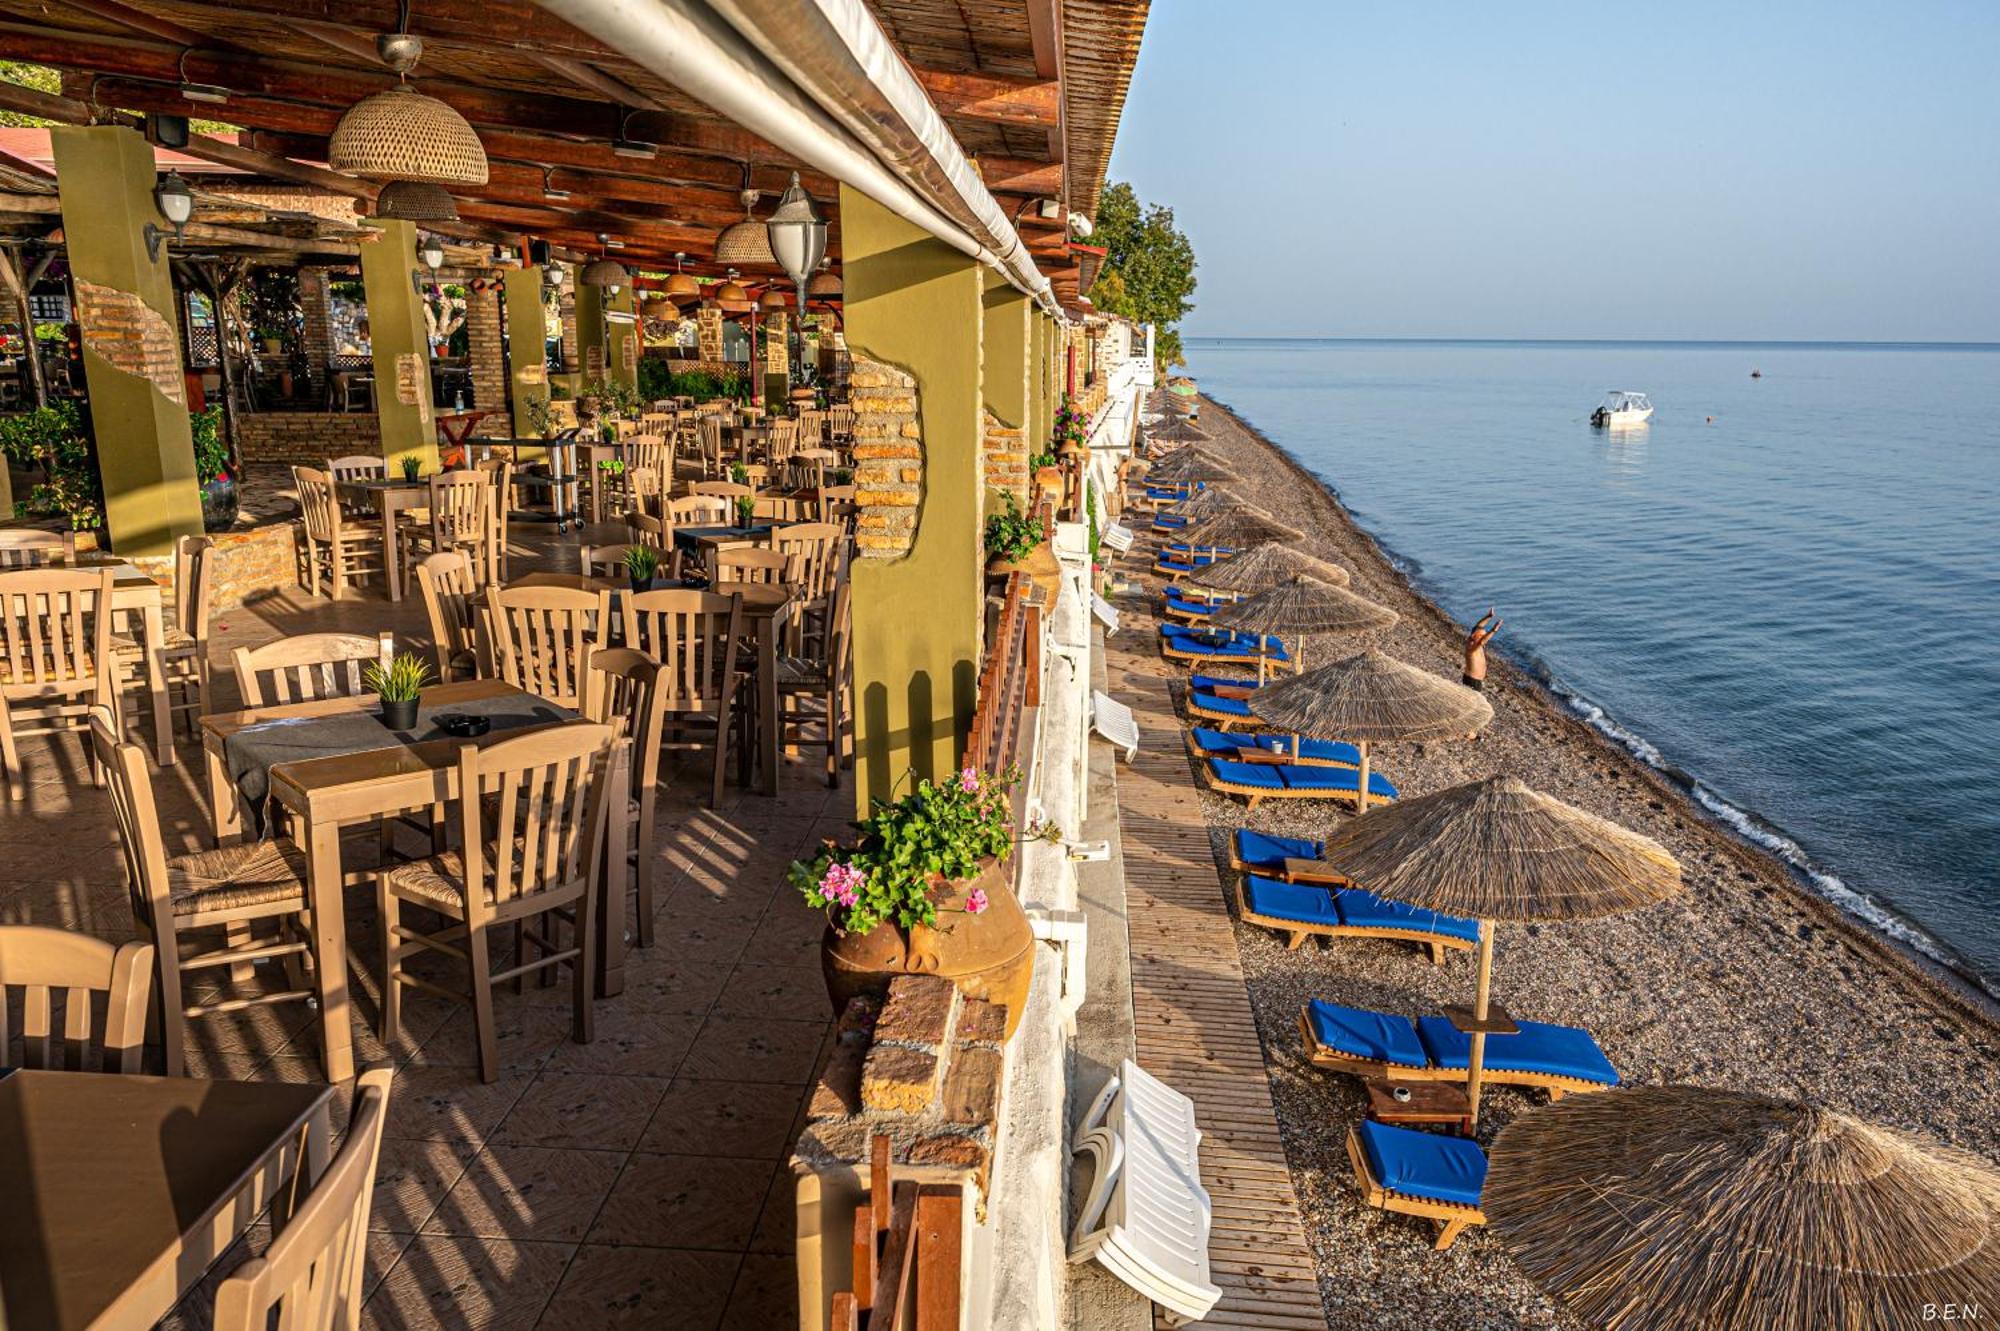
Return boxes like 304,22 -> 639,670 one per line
0,475 -> 844,1329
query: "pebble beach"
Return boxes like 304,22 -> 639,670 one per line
1123,396 -> 2000,1329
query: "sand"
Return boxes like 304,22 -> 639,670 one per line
1121,396 -> 2000,1329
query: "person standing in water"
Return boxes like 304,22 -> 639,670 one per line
1463,609 -> 1502,691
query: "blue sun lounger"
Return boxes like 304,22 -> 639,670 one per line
1153,552 -> 1230,578
1186,726 -> 1362,769
1347,1119 -> 1488,1250
1161,586 -> 1224,621
1200,757 -> 1396,810
1144,482 -> 1204,502
1236,874 -> 1478,963
1159,624 -> 1291,668
1151,512 -> 1190,532
1299,998 -> 1620,1100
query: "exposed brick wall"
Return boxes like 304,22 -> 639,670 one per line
74,279 -> 185,406
464,279 -> 508,422
981,408 -> 1028,504
696,306 -> 724,363
849,354 -> 921,558
299,269 -> 333,400
126,521 -> 299,612
763,312 -> 788,375
237,412 -> 381,463
557,284 -> 578,368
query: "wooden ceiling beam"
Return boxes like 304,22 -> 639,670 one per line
64,0 -> 225,52
1022,0 -> 1067,168
975,156 -> 1065,197
909,69 -> 1058,129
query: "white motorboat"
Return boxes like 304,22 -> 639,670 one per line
1590,390 -> 1653,428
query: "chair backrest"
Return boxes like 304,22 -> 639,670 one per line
639,413 -> 673,436
666,495 -> 730,527
628,464 -> 664,516
173,534 -> 217,642
580,543 -> 645,579
233,631 -> 394,708
714,546 -> 789,586
326,454 -> 386,486
0,529 -> 73,568
769,522 -> 843,597
484,584 -> 608,709
0,565 -> 115,693
797,409 -> 825,446
623,510 -> 672,556
766,419 -> 799,461
628,437 -> 670,479
428,470 -> 491,547
826,405 -> 855,437
457,723 -> 615,910
416,553 -> 479,679
696,415 -> 725,473
690,480 -> 751,500
621,589 -> 744,712
0,924 -> 152,1072
477,456 -> 514,537
88,705 -> 177,940
750,496 -> 807,524
292,466 -> 343,543
583,647 -> 668,800
786,454 -> 826,493
816,484 -> 857,527
211,1066 -> 394,1331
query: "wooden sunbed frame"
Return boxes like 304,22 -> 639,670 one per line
1161,638 -> 1293,671
1296,1008 -> 1615,1101
1199,755 -> 1370,810
1346,1127 -> 1485,1251
1184,728 -> 1356,771
1235,878 -> 1466,965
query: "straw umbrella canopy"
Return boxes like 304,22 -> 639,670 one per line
1147,415 -> 1210,445
1185,543 -> 1350,593
1147,446 -> 1235,484
1319,774 -> 1681,1126
1166,486 -> 1252,525
1175,507 -> 1301,556
1249,645 -> 1482,784
1485,1086 -> 2000,1331
1210,576 -> 1395,682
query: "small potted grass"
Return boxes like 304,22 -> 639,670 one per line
735,494 -> 758,529
364,651 -> 432,731
400,455 -> 422,482
730,462 -> 751,486
624,544 -> 660,593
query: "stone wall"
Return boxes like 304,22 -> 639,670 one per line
299,269 -> 334,400
237,411 -> 381,463
696,306 -> 724,363
557,285 -> 578,368
125,520 -> 298,612
464,279 -> 508,421
848,354 -> 922,558
982,408 -> 1028,505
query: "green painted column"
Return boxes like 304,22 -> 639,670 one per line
574,283 -> 608,384
1029,312 -> 1050,456
49,126 -> 201,556
605,285 -> 638,394
503,265 -> 549,438
841,185 -> 984,814
357,218 -> 438,473
983,271 -> 1031,430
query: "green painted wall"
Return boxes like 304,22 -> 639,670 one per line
604,285 -> 638,393
574,283 -> 608,383
982,270 -> 1031,433
50,125 -> 202,556
1029,313 -> 1049,456
503,265 -> 549,438
358,218 -> 439,474
841,185 -> 984,815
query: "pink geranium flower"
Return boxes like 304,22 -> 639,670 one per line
818,861 -> 865,909
958,766 -> 981,794
965,888 -> 989,916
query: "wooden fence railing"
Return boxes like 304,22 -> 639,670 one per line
967,570 -> 1042,777
829,1136 -> 964,1331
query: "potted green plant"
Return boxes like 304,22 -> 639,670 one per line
189,406 -> 236,532
400,455 -> 422,482
735,494 -> 758,528
363,651 -> 432,731
793,766 -> 1035,1036
983,493 -> 1045,576
729,462 -> 751,486
623,543 -> 660,593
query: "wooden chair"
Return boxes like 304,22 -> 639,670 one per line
770,521 -> 844,600
714,546 -> 790,586
623,510 -> 674,560
233,631 -> 394,708
628,463 -> 664,517
778,577 -> 852,788
0,565 -> 116,800
583,648 -> 668,947
326,454 -> 385,520
111,533 -> 213,736
416,552 -> 482,683
621,589 -> 746,806
582,542 -> 679,582
766,419 -> 799,462
826,405 -> 856,441
666,495 -> 731,528
817,484 -> 858,529
0,528 -> 75,568
475,456 -> 515,582
484,584 -> 608,709
690,480 -> 752,500
378,724 -> 615,1082
0,925 -> 152,1072
89,707 -> 314,1078
293,466 -> 387,601
696,415 -> 726,476
211,1066 -> 394,1331
405,470 -> 493,586
751,495 -> 808,524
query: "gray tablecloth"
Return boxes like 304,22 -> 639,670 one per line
225,694 -> 573,828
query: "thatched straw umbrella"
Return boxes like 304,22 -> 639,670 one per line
1147,415 -> 1209,445
1210,576 -> 1395,683
1185,543 -> 1350,593
1248,645 -> 1482,792
1485,1086 -> 2000,1331
1165,486 -> 1254,526
1175,507 -> 1302,558
1320,775 -> 1681,1126
1146,445 -> 1235,484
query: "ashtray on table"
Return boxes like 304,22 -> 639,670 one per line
434,713 -> 491,738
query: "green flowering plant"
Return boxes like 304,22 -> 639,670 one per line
791,766 -> 1018,935
983,492 -> 1044,563
0,402 -> 102,530
1052,393 -> 1089,449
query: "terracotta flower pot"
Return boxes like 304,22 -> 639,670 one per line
1033,465 -> 1065,496
821,858 -> 1035,1038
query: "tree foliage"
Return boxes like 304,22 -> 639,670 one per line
1086,181 -> 1197,367
0,62 -> 58,128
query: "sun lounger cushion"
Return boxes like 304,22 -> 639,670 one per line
1161,625 -> 1290,661
1190,673 -> 1259,691
1193,729 -> 1364,768
1233,829 -> 1323,874
1303,999 -> 1427,1068
1241,876 -> 1342,928
1415,1017 -> 1621,1087
1356,1120 -> 1487,1209
1336,891 -> 1482,944
1189,690 -> 1252,717
1189,726 -> 1246,756
1164,542 -> 1236,558
1162,588 -> 1216,617
1208,759 -> 1285,790
1156,556 -> 1225,574
1279,765 -> 1398,800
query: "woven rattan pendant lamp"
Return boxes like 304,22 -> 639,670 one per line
329,32 -> 487,186
714,269 -> 752,313
806,258 -> 842,299
373,179 -> 458,221
712,166 -> 775,266
580,235 -> 629,295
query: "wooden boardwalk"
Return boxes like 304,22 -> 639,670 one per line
1105,619 -> 1329,1330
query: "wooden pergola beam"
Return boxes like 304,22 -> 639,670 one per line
910,69 -> 1058,128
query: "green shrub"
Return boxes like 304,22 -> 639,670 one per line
190,406 -> 228,483
983,492 -> 1044,563
0,402 -> 102,530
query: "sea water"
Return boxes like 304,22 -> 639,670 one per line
1188,338 -> 2000,995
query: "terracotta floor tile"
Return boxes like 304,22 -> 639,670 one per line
678,1013 -> 828,1084
405,1003 -> 581,1075
381,1066 -> 534,1148
612,955 -> 735,1019
539,1008 -> 703,1080
537,1245 -> 739,1331
711,963 -> 832,1024
371,1136 -> 482,1234
639,1077 -> 807,1160
748,1169 -> 796,1255
734,910 -> 825,968
493,1071 -> 669,1152
363,1235 -> 573,1331
585,1154 -> 776,1251
422,1144 -> 625,1242
718,1253 -> 799,1330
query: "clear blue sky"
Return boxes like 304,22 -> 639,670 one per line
1106,1 -> 2000,341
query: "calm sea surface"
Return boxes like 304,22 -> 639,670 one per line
1188,338 -> 2000,994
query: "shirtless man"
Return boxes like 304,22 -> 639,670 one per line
1463,609 -> 1502,691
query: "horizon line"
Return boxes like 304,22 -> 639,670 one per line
1184,335 -> 2000,349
